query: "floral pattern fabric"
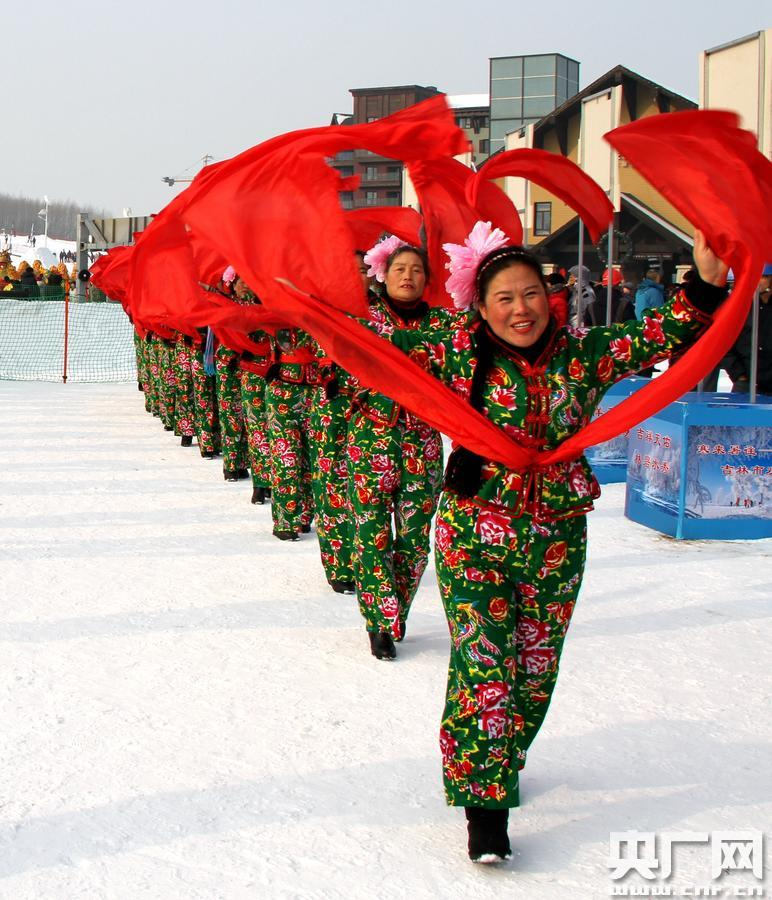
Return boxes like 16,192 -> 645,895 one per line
214,343 -> 248,473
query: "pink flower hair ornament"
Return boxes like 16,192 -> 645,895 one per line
363,234 -> 411,283
222,265 -> 237,285
442,221 -> 510,309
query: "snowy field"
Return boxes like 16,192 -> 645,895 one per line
0,380 -> 770,900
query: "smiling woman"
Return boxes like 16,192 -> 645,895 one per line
476,251 -> 550,350
352,224 -> 730,863
345,239 -> 450,661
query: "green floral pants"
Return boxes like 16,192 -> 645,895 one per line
158,340 -> 177,431
214,347 -> 248,473
308,387 -> 355,584
265,380 -> 314,535
240,370 -> 271,490
346,410 -> 443,638
434,491 -> 586,808
173,337 -> 196,438
190,346 -> 220,456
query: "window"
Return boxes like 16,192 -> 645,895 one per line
365,191 -> 378,206
491,98 -> 522,118
338,166 -> 354,178
524,55 -> 555,76
386,190 -> 400,206
523,97 -> 557,118
491,77 -> 522,99
340,192 -> 354,210
367,116 -> 378,123
491,57 -> 522,78
491,120 -> 516,142
522,76 -> 556,98
365,166 -> 378,181
479,138 -> 489,155
534,202 -> 552,235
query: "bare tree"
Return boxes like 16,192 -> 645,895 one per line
0,192 -> 109,241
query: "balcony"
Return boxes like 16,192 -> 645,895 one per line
361,169 -> 402,185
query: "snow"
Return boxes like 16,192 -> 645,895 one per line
2,235 -> 76,266
0,380 -> 770,900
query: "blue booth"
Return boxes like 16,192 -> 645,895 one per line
624,393 -> 772,540
586,375 -> 650,484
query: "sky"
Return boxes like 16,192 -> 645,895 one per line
3,0 -> 769,219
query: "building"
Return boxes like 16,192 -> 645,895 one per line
328,84 -> 440,209
497,65 -> 697,283
700,30 -> 771,159
489,54 -> 579,155
448,94 -> 490,167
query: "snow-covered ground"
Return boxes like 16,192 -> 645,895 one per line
2,235 -> 76,269
0,380 -> 769,900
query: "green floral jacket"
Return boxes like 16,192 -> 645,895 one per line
386,289 -> 713,522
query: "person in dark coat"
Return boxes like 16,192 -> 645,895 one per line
583,268 -> 635,326
722,265 -> 772,396
19,266 -> 39,299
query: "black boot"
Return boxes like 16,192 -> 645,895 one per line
201,450 -> 215,459
163,425 -> 173,432
137,381 -> 144,392
330,580 -> 356,595
223,469 -> 239,482
180,435 -> 193,447
251,486 -> 268,505
237,467 -> 250,480
300,523 -> 311,534
264,487 -> 272,498
465,808 -> 511,863
273,530 -> 299,542
368,631 -> 396,660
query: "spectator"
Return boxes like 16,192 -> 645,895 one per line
635,269 -> 665,319
544,271 -> 569,327
19,265 -> 39,299
567,264 -> 595,327
583,267 -> 635,326
722,264 -> 772,396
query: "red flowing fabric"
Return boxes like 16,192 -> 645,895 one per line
345,207 -> 423,252
92,246 -> 133,306
271,280 -> 535,469
128,211 -> 286,339
469,149 -> 614,243
540,110 -> 772,465
406,156 -> 522,306
179,96 -> 467,321
258,112 -> 770,472
181,95 -> 467,213
187,227 -> 229,287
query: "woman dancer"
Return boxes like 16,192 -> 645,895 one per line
347,238 -> 451,660
335,225 -> 727,861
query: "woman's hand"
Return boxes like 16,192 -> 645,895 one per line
693,229 -> 729,287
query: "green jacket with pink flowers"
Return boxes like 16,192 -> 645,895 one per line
383,287 -> 714,522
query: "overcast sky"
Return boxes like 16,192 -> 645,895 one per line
4,0 -> 768,218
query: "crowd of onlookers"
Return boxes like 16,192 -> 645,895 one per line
0,251 -> 76,298
545,263 -> 771,396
